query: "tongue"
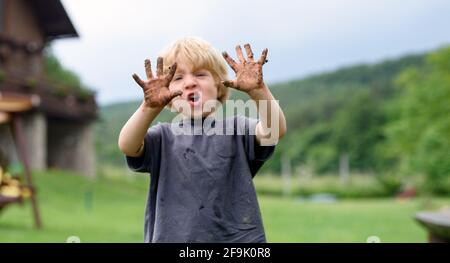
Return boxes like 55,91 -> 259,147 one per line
189,93 -> 200,102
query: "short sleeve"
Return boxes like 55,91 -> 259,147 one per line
236,115 -> 275,176
125,124 -> 162,173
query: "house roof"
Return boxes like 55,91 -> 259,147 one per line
26,0 -> 79,40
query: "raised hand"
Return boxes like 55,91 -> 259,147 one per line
222,44 -> 268,93
132,57 -> 182,108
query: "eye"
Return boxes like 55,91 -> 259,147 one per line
196,72 -> 207,77
173,76 -> 182,81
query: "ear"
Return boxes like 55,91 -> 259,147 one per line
216,81 -> 226,102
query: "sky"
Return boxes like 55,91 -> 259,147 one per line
51,0 -> 450,105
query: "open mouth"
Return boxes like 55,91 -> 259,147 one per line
187,92 -> 201,107
188,93 -> 200,102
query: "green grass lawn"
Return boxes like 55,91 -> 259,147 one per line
0,169 -> 448,243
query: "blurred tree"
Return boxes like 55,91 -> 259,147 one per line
382,46 -> 450,194
332,89 -> 385,171
44,49 -> 93,99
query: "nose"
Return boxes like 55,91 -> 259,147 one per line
183,74 -> 197,91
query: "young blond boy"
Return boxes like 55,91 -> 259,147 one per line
118,37 -> 286,242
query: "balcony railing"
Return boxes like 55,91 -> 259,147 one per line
0,68 -> 97,121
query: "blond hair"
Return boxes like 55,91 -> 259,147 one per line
159,37 -> 229,106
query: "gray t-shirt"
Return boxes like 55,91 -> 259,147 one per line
125,115 -> 275,243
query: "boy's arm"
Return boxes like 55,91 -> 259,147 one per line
248,83 -> 286,146
222,44 -> 286,146
118,101 -> 162,157
118,58 -> 181,157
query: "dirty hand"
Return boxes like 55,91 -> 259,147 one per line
222,43 -> 268,93
132,57 -> 181,109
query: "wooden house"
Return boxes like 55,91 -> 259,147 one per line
0,0 -> 97,177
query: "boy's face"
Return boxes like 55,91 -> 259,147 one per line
169,59 -> 219,119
